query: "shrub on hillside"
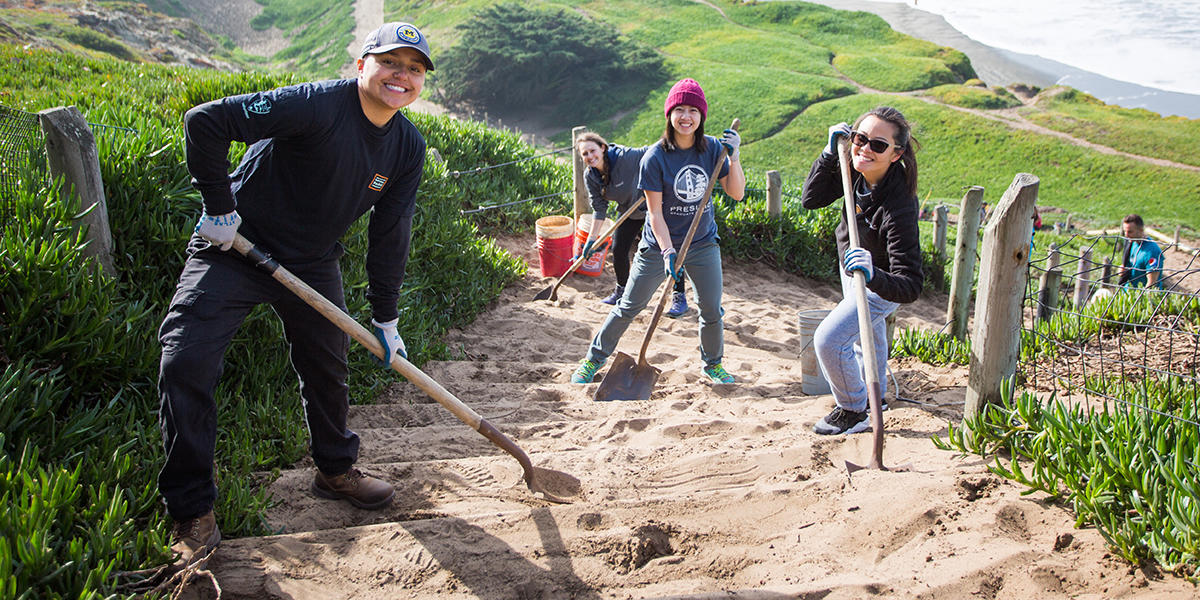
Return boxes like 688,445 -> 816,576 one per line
434,3 -> 666,123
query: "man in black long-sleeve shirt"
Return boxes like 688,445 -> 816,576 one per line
158,22 -> 432,569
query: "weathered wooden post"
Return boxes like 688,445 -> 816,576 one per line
766,170 -> 782,218
38,106 -> 115,277
932,204 -> 948,290
1064,214 -> 1072,230
1037,268 -> 1063,321
947,186 -> 984,340
1175,225 -> 1182,246
1072,248 -> 1092,307
1047,242 -> 1061,271
571,125 -> 588,222
1102,257 -> 1114,285
965,173 -> 1038,420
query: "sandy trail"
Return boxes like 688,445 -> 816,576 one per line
182,234 -> 1194,599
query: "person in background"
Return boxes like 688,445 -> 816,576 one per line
1119,213 -> 1163,288
800,106 -> 924,435
571,78 -> 745,385
576,133 -> 689,315
157,22 -> 432,569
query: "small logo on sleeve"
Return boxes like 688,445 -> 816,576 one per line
242,97 -> 272,118
369,174 -> 388,191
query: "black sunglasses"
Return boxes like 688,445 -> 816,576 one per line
850,131 -> 900,154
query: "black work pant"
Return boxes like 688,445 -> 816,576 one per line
157,236 -> 357,521
612,216 -> 685,294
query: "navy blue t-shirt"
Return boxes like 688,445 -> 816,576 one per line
636,136 -> 729,250
184,78 -> 426,321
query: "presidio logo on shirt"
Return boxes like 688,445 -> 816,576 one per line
673,165 -> 709,204
369,174 -> 388,191
242,97 -> 272,118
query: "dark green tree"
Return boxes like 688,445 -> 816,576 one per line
436,3 -> 665,122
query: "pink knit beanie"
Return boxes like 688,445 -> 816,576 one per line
663,78 -> 707,121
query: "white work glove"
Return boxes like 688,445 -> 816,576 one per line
195,210 -> 241,251
844,247 -> 873,282
371,318 -> 407,367
719,128 -> 741,161
826,122 -> 852,156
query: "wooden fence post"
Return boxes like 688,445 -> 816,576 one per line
766,169 -> 782,218
1037,268 -> 1063,321
932,204 -> 948,290
571,126 -> 588,222
1073,248 -> 1092,307
965,173 -> 1038,420
1047,243 -> 1061,271
38,106 -> 115,277
947,186 -> 984,340
1102,257 -> 1113,285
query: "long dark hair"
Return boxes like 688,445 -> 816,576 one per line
853,106 -> 919,197
659,113 -> 707,153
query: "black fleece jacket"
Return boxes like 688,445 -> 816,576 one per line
801,151 -> 923,304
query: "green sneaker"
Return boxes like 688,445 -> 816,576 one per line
571,359 -> 602,383
703,363 -> 734,383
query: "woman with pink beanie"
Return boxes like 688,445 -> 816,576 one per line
572,78 -> 745,386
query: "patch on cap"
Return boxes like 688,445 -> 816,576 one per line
395,24 -> 421,44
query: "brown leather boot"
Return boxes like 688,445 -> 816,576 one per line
311,467 -> 394,509
170,511 -> 220,569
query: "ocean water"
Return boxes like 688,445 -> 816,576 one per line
882,0 -> 1200,96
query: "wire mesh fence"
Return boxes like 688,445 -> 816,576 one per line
0,104 -> 47,224
1021,231 -> 1200,427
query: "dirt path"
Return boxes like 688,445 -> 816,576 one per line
180,234 -> 1195,599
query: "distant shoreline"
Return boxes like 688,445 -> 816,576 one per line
803,0 -> 1200,119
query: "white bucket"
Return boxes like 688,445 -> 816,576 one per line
797,309 -> 831,395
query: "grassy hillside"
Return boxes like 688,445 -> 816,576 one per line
387,0 -> 1200,231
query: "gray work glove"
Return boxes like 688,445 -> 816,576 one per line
371,318 -> 407,367
195,210 -> 241,251
826,122 -> 852,156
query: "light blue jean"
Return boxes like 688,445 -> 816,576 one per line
813,271 -> 899,412
586,241 -> 724,367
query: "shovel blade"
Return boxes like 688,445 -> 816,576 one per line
532,284 -> 556,302
527,466 -> 583,504
592,351 -> 660,402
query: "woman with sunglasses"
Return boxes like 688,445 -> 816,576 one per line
800,106 -> 923,435
571,78 -> 745,385
576,133 -> 688,313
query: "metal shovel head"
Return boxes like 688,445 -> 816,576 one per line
532,283 -> 556,302
528,466 -> 583,504
592,351 -> 660,402
845,459 -> 913,474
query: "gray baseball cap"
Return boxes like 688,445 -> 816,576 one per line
360,22 -> 434,71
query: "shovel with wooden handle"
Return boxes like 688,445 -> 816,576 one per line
835,140 -> 909,474
231,233 -> 582,503
592,119 -> 739,402
533,195 -> 647,302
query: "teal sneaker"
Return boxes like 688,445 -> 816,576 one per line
571,359 -> 603,383
703,363 -> 734,383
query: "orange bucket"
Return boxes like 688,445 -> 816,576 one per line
572,214 -> 611,277
535,216 -> 574,277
